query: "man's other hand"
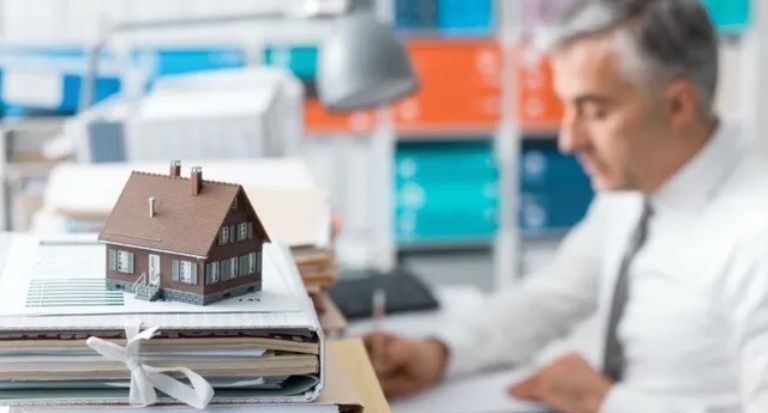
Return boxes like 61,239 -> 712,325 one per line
508,353 -> 612,413
363,332 -> 448,398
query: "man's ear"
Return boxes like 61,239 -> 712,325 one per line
665,78 -> 701,128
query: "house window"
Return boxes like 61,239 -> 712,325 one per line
172,259 -> 198,285
225,252 -> 260,277
216,257 -> 242,281
237,252 -> 259,276
108,249 -> 116,271
238,223 -> 249,241
206,261 -> 220,285
219,226 -> 229,245
247,222 -> 254,239
229,225 -> 236,242
231,257 -> 239,278
179,261 -> 192,283
248,252 -> 258,274
220,259 -> 232,281
111,250 -> 134,274
232,197 -> 238,209
239,255 -> 249,276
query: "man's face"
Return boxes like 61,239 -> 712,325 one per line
551,33 -> 670,191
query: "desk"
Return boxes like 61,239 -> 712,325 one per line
347,285 -> 546,413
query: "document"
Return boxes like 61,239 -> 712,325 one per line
0,236 -> 302,316
392,369 -> 548,413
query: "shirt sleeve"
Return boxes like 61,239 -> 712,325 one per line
435,195 -> 609,378
719,229 -> 768,413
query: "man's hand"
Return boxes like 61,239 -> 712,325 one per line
363,332 -> 448,398
508,353 -> 612,413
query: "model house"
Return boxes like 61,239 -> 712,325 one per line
98,161 -> 270,305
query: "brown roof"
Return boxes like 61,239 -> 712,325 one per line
98,171 -> 269,257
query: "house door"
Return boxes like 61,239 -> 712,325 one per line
148,254 -> 161,287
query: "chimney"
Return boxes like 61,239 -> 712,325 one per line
148,197 -> 156,218
169,160 -> 181,177
190,166 -> 202,195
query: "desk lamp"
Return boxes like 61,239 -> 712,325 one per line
81,8 -> 419,111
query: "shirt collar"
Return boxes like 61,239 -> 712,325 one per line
650,123 -> 745,213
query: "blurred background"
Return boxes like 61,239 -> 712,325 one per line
0,0 -> 760,305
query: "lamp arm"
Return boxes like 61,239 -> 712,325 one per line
79,11 -> 311,110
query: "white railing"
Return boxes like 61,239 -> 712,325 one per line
132,273 -> 147,294
132,272 -> 160,301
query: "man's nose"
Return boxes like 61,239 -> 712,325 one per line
558,113 -> 588,154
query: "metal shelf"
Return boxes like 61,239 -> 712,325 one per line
520,131 -> 558,142
521,128 -> 559,138
394,28 -> 497,41
396,130 -> 495,142
396,238 -> 494,253
520,228 -> 569,242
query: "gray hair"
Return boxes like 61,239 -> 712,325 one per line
540,0 -> 719,116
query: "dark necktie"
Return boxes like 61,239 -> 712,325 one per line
602,200 -> 653,382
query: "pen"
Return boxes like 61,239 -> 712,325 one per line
372,288 -> 387,331
371,288 -> 387,369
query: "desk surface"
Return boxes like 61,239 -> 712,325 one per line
347,285 -> 546,413
392,369 -> 545,413
323,339 -> 391,413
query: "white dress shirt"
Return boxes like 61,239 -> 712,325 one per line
438,124 -> 768,413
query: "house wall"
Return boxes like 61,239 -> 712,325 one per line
105,243 -> 205,294
202,191 -> 267,295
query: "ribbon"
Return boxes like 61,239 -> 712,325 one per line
86,319 -> 214,409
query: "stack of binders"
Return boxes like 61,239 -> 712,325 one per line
0,235 -> 352,410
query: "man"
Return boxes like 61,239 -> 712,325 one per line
364,1 -> 768,412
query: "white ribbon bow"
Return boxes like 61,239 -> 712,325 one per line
86,319 -> 214,409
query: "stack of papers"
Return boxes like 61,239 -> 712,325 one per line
293,246 -> 337,294
245,186 -> 339,293
4,339 -> 387,413
0,234 -> 325,407
292,247 -> 343,337
0,336 -> 319,384
252,186 -> 343,336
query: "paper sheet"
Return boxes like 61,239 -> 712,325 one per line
45,159 -> 318,217
8,406 -> 339,413
391,369 -> 547,413
0,237 -> 302,317
0,239 -> 318,331
0,348 -> 269,363
2,71 -> 62,107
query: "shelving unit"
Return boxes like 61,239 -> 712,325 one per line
0,117 -> 67,231
385,0 -> 581,286
386,0 -> 762,283
743,0 -> 768,156
0,0 -> 762,289
495,0 -> 522,287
